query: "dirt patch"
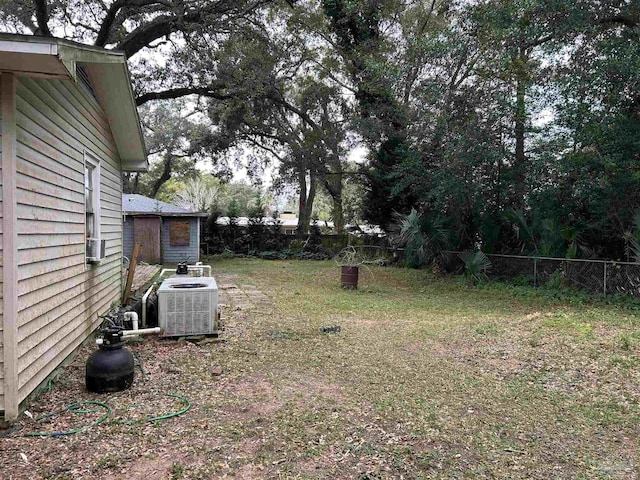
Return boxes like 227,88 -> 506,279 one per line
232,463 -> 267,479
101,456 -> 174,480
219,375 -> 284,420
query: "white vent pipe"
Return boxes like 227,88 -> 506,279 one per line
124,311 -> 138,331
141,283 -> 156,328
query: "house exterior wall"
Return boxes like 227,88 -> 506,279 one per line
0,80 -> 4,411
12,75 -> 123,405
161,217 -> 200,264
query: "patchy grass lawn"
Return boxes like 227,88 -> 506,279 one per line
2,258 -> 639,479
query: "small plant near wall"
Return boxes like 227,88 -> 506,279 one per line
459,250 -> 492,285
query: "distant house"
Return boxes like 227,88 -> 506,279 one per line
216,216 -> 300,235
215,216 -> 385,238
215,211 -> 335,235
0,34 -> 147,420
278,211 -> 299,235
122,194 -> 207,264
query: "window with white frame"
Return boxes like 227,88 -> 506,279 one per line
84,153 -> 101,241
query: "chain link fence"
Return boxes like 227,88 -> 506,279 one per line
348,246 -> 640,298
446,252 -> 640,297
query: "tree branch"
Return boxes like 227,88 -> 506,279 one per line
135,84 -> 231,106
308,58 -> 357,93
524,33 -> 554,50
267,92 -> 320,130
95,0 -> 127,46
598,15 -> 639,29
95,0 -> 173,46
117,10 -> 201,57
33,0 -> 52,36
149,153 -> 173,198
245,137 -> 285,162
116,1 -> 270,58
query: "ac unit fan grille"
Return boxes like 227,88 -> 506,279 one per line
164,291 -> 212,336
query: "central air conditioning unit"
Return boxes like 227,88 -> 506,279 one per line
158,276 -> 219,337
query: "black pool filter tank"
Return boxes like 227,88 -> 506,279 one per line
86,328 -> 135,393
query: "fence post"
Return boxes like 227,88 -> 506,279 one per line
533,257 -> 537,287
603,262 -> 607,296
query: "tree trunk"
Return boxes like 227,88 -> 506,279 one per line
123,172 -> 141,194
306,177 -> 317,233
514,75 -> 526,205
149,154 -> 173,198
513,49 -> 528,209
297,172 -> 317,235
332,193 -> 344,234
322,174 -> 344,234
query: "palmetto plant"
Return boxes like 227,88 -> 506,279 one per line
458,250 -> 492,284
508,210 -> 588,259
392,209 -> 449,268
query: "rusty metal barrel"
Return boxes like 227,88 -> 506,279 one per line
340,266 -> 359,289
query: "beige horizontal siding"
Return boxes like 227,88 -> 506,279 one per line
17,170 -> 84,205
17,77 -> 117,162
16,130 -> 83,183
17,257 -> 119,317
14,76 -> 123,403
18,281 -> 120,397
18,233 -> 84,250
0,94 -> 3,412
18,271 -> 120,372
17,244 -> 85,266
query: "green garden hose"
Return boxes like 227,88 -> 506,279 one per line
25,401 -> 111,437
116,393 -> 191,424
15,393 -> 190,437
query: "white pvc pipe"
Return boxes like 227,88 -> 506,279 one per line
159,268 -> 175,278
121,327 -> 161,337
141,283 -> 156,328
124,311 -> 138,331
188,265 -> 211,276
159,265 -> 212,279
96,326 -> 160,344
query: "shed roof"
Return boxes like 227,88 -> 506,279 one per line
123,194 -> 208,217
0,33 -> 147,171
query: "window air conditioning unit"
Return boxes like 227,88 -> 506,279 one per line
86,238 -> 106,264
158,276 -> 219,337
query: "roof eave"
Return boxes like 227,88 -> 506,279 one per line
124,211 -> 209,217
0,34 -> 148,172
83,59 -> 147,171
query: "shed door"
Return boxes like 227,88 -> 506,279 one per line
134,216 -> 161,264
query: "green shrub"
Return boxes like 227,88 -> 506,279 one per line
289,239 -> 305,251
544,270 -> 565,290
